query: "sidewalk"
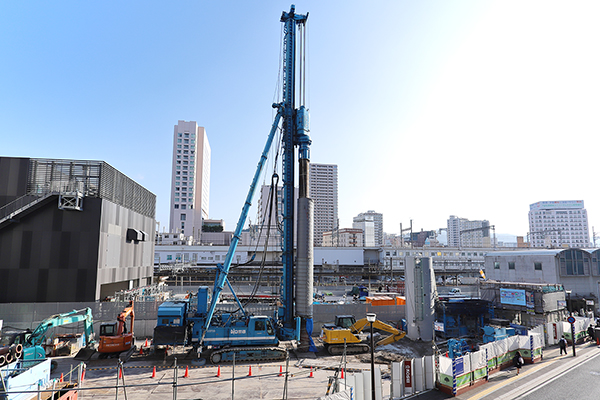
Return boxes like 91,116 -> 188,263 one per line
455,340 -> 600,400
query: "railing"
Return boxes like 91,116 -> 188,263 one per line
0,192 -> 55,225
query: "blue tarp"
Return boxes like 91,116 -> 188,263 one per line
306,318 -> 318,352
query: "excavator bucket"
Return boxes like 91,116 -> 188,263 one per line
74,346 -> 96,361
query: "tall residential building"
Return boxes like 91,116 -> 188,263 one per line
309,163 -> 338,246
169,120 -> 211,240
353,214 -> 375,247
447,215 -> 492,248
353,210 -> 383,247
528,200 -> 590,248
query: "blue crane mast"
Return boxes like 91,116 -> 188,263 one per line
151,5 -> 314,363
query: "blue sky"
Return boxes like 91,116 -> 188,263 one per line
2,1 -> 599,242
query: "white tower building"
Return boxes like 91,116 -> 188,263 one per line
309,163 -> 338,247
169,120 -> 211,240
528,200 -> 590,248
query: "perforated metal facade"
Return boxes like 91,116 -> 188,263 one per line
27,158 -> 155,218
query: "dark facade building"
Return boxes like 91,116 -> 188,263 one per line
0,157 -> 155,303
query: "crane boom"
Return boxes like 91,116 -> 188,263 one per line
200,109 -> 283,343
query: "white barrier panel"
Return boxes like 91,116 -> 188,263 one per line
392,362 -> 402,398
414,357 -> 424,392
354,372 -> 364,400
375,367 -> 383,400
424,355 -> 435,390
403,359 -> 414,396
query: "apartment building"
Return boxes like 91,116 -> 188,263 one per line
169,120 -> 211,239
309,163 -> 338,246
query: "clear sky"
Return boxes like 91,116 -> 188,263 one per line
2,1 -> 599,243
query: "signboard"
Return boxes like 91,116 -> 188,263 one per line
454,357 -> 464,375
526,291 -> 535,315
500,288 -> 526,306
434,321 -> 445,332
586,300 -> 594,306
557,300 -> 567,309
404,360 -> 412,388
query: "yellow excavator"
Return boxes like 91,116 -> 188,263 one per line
321,315 -> 406,355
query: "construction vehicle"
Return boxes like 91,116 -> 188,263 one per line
154,5 -> 314,364
321,315 -> 406,356
98,300 -> 135,358
0,308 -> 95,370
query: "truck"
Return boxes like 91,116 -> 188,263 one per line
153,5 -> 313,364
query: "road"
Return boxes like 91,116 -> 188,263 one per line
518,348 -> 600,400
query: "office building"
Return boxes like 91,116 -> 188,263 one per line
309,163 -> 338,246
447,215 -> 492,248
353,210 -> 383,247
169,121 -> 211,240
528,200 -> 590,248
0,157 -> 155,302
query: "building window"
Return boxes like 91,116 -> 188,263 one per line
167,255 -> 172,261
534,262 -> 542,271
494,262 -> 500,269
181,205 -> 186,210
180,214 -> 186,221
174,204 -> 179,209
508,262 -> 515,270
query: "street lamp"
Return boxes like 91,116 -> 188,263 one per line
367,312 -> 377,400
566,290 -> 576,357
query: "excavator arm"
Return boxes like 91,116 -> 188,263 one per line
351,318 -> 407,347
116,301 -> 135,335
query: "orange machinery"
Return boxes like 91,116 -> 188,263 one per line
98,301 -> 135,355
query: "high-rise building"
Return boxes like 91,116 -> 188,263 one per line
353,214 -> 375,247
169,121 -> 211,240
447,215 -> 492,248
353,210 -> 383,247
309,163 -> 338,246
528,200 -> 590,248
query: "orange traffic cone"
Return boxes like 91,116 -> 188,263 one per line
184,366 -> 189,378
59,373 -> 64,383
151,366 -> 156,378
144,338 -> 149,347
248,366 -> 252,377
216,365 -> 221,378
139,345 -> 144,355
309,367 -> 314,378
341,368 -> 344,379
278,365 -> 283,377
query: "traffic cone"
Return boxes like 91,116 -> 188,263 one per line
59,373 -> 64,383
309,367 -> 314,378
139,345 -> 144,355
216,365 -> 221,378
151,366 -> 156,378
596,337 -> 599,345
184,366 -> 189,378
278,365 -> 283,377
248,366 -> 252,377
341,368 -> 344,379
144,338 -> 149,347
